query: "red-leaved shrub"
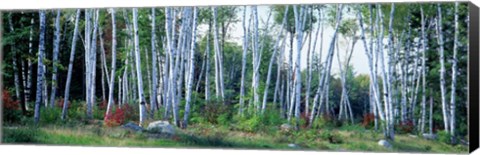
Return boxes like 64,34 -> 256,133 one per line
396,120 -> 414,134
362,113 -> 375,128
104,104 -> 133,127
56,98 -> 71,108
3,90 -> 19,110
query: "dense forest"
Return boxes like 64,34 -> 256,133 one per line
1,3 -> 469,152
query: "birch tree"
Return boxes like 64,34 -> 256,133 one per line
61,9 -> 81,120
105,8 -> 117,118
8,14 -> 27,113
261,6 -> 289,114
420,6 -> 427,134
309,4 -> 343,126
252,6 -> 260,113
212,7 -> 225,102
436,4 -> 449,134
239,6 -> 249,115
132,8 -> 148,126
34,10 -> 47,124
49,10 -> 62,108
150,8 -> 159,114
449,2 -> 459,143
183,7 -> 198,128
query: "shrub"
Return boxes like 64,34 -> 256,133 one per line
55,98 -> 70,109
320,130 -> 343,144
395,120 -> 414,134
362,113 -> 375,128
3,90 -> 22,124
68,100 -> 86,120
40,107 -> 62,125
260,109 -> 284,126
437,130 -> 452,144
202,99 -> 232,124
104,104 -> 134,127
235,115 -> 262,133
216,113 -> 230,126
3,90 -> 20,110
299,111 -> 310,129
2,127 -> 38,143
312,114 -> 342,129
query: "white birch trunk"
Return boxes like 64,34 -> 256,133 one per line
436,4 -> 450,133
34,10 -> 47,124
132,8 -> 148,126
183,7 -> 198,128
61,9 -> 81,120
105,8 -> 117,118
151,8 -> 159,114
239,6 -> 249,115
449,2 -> 459,142
49,10 -> 62,108
261,6 -> 289,114
420,7 -> 427,134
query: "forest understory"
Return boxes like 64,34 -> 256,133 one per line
1,2 -> 470,153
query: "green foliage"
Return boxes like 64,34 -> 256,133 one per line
319,130 -> 343,144
201,97 -> 233,125
234,115 -> 262,133
437,130 -> 452,144
312,115 -> 343,129
39,107 -> 62,125
3,109 -> 23,124
2,127 -> 39,143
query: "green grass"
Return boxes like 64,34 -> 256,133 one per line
2,123 -> 468,153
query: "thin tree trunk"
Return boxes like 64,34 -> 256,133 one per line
239,6 -> 249,115
8,14 -> 21,105
26,18 -> 35,104
8,14 -> 27,113
212,7 -> 225,102
132,8 -> 148,126
420,6 -> 427,134
429,94 -> 433,134
449,2 -> 459,143
49,10 -> 62,108
34,10 -> 47,124
105,8 -> 117,119
61,9 -> 81,120
252,6 -> 260,113
436,4 -> 450,134
151,8 -> 159,117
309,4 -> 343,127
205,19 -> 211,102
183,7 -> 198,129
261,6 -> 289,114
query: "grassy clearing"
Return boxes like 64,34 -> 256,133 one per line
2,123 -> 468,153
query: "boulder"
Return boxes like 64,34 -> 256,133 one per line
378,140 -> 392,148
146,121 -> 176,135
288,143 -> 299,148
422,133 -> 437,140
280,124 -> 293,132
121,122 -> 144,132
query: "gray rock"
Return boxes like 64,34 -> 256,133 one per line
146,121 -> 176,135
378,140 -> 392,148
422,133 -> 437,140
280,124 -> 292,132
121,122 -> 144,132
288,143 -> 298,148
